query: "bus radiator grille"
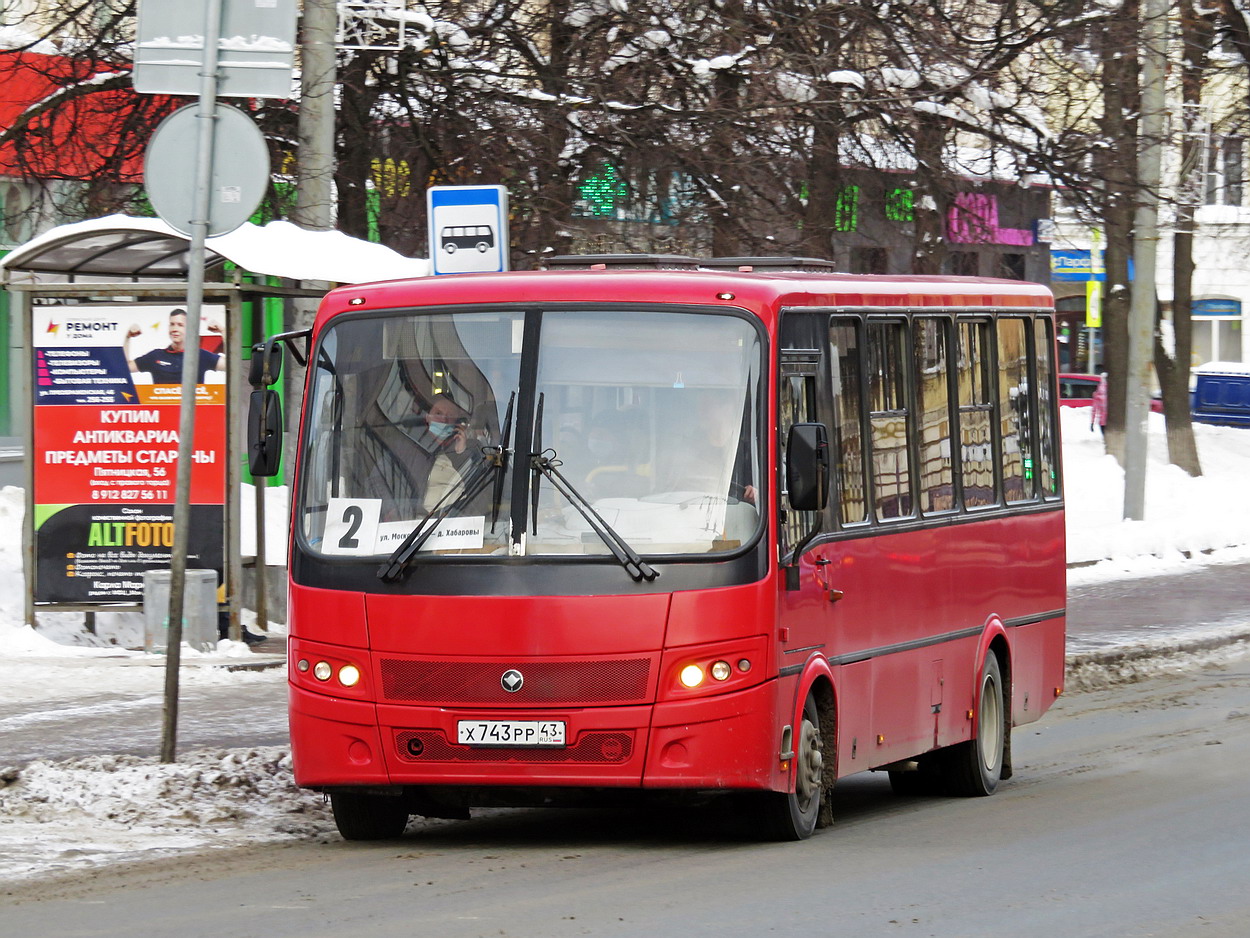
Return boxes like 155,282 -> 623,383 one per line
380,658 -> 652,704
395,730 -> 633,764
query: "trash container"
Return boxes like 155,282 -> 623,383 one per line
143,569 -> 218,653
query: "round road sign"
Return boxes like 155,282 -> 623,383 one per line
144,103 -> 270,238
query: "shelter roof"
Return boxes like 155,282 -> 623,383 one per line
0,214 -> 431,284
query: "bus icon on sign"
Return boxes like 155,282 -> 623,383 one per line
427,184 -> 508,274
441,225 -> 494,254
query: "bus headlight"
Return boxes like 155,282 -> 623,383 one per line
661,637 -> 767,701
313,661 -> 332,681
338,664 -> 361,687
679,664 -> 705,688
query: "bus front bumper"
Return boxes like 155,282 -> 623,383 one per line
289,680 -> 782,792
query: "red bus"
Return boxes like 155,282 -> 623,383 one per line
254,257 -> 1065,841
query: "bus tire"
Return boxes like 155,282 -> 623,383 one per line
329,791 -> 410,841
944,653 -> 1006,797
759,693 -> 824,840
444,242 -> 457,254
475,241 -> 489,252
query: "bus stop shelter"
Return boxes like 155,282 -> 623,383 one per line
2,214 -> 429,639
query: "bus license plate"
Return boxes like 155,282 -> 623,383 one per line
457,720 -> 566,747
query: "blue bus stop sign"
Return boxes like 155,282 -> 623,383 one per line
427,185 -> 509,275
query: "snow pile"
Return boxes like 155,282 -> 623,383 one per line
0,747 -> 333,881
1060,406 -> 1250,571
1064,631 -> 1250,692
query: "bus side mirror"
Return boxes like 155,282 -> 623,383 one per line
248,339 -> 283,388
248,389 -> 283,477
786,423 -> 829,512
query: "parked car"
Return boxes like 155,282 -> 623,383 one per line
1060,372 -> 1163,414
1059,373 -> 1100,407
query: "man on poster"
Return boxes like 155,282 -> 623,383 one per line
125,308 -> 224,384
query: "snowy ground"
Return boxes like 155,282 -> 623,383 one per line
1,406 -> 1248,882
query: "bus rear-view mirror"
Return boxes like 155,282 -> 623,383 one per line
786,422 -> 829,512
248,340 -> 283,388
248,389 -> 283,478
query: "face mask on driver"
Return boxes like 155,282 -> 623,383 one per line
428,419 -> 457,440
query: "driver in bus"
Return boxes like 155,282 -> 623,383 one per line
420,392 -> 476,510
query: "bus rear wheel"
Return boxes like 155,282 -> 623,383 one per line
329,790 -> 410,841
943,653 -> 1006,797
758,693 -> 824,840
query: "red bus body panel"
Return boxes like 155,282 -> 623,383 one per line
287,269 -> 1064,800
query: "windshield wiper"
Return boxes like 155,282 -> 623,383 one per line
378,393 -> 515,583
489,393 -> 515,530
530,446 -> 658,583
528,386 -> 652,580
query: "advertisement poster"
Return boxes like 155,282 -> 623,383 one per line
32,305 -> 227,603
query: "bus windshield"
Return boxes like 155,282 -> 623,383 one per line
298,307 -> 764,561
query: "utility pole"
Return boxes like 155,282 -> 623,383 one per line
1124,0 -> 1168,520
286,0 -> 338,480
293,0 -> 337,238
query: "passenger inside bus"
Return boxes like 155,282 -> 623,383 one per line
659,389 -> 757,505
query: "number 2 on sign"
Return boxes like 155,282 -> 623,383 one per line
322,498 -> 382,555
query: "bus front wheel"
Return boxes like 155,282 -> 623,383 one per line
758,693 -> 824,840
329,790 -> 410,841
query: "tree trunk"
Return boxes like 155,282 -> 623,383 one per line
334,54 -> 380,242
1097,0 -> 1141,463
1156,0 -> 1210,477
910,117 -> 948,275
800,117 -> 841,259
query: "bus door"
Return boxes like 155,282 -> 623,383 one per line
776,313 -> 875,775
775,317 -> 843,713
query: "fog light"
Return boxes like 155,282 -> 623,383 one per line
338,664 -> 361,687
296,659 -> 310,672
710,660 -> 732,681
313,661 -> 332,681
679,664 -> 704,688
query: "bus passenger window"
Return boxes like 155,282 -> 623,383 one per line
1034,318 -> 1059,497
997,318 -> 1033,502
829,320 -> 867,525
957,320 -> 995,508
915,318 -> 954,513
867,321 -> 912,519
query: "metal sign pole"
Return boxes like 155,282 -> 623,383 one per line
161,0 -> 225,764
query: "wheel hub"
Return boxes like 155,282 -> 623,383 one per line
796,718 -> 823,802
